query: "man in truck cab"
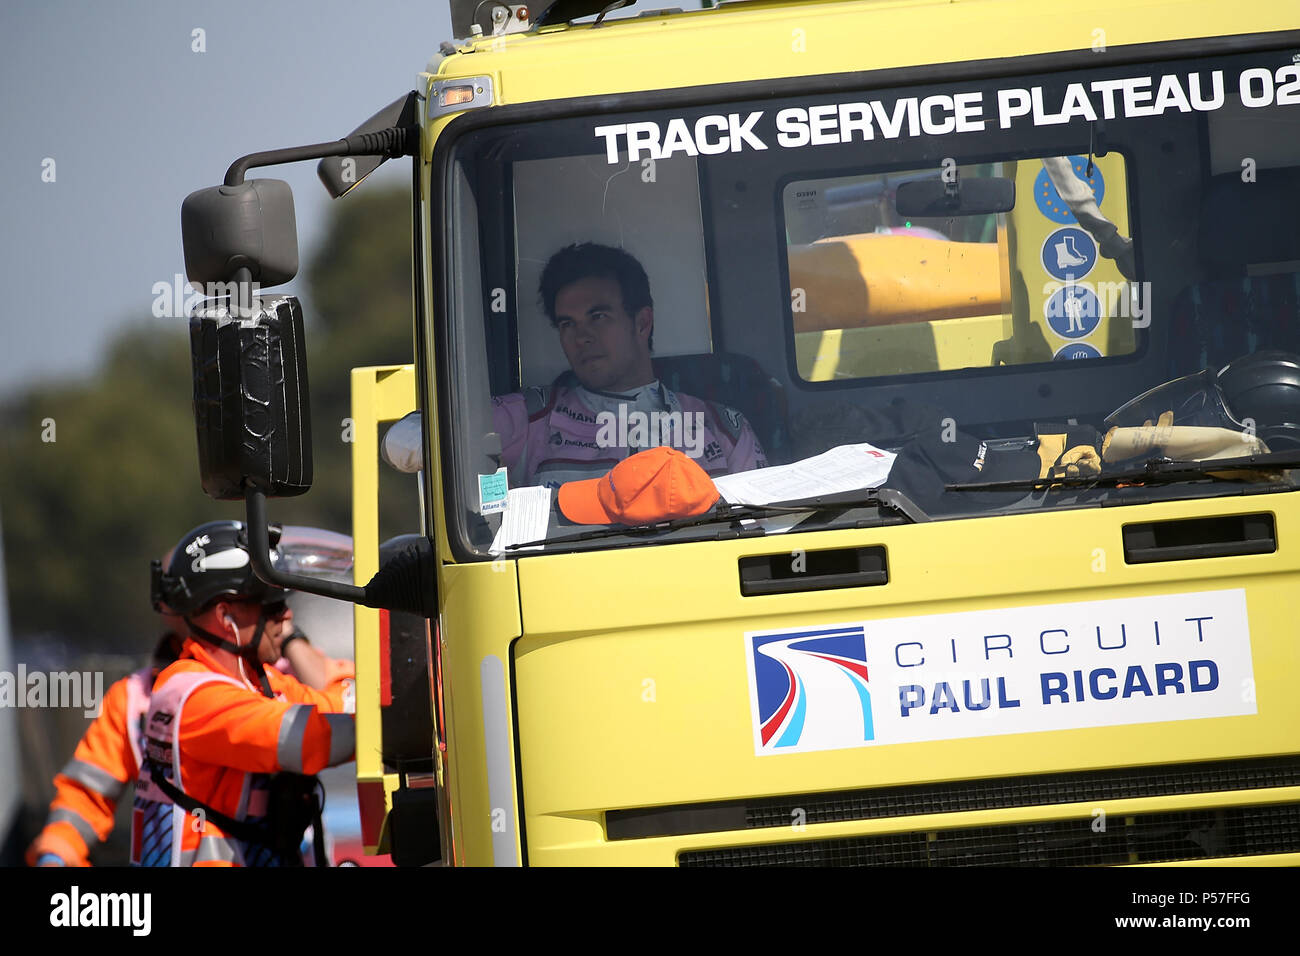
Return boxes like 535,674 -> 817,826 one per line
383,242 -> 767,489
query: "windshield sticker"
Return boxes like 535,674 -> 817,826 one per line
596,68 -> 1298,162
478,466 -> 509,515
1054,342 -> 1102,361
1035,157 -> 1105,222
1044,285 -> 1102,339
745,589 -> 1255,755
1041,227 -> 1098,282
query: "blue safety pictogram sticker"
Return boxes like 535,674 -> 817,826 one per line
1044,284 -> 1102,339
1054,342 -> 1102,361
1041,226 -> 1097,281
1033,156 -> 1106,224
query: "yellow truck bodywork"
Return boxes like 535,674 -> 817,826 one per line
350,0 -> 1300,865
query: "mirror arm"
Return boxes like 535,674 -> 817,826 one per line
245,486 -> 438,617
225,127 -> 418,186
245,486 -> 369,602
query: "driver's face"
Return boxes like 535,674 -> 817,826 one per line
554,277 -> 653,392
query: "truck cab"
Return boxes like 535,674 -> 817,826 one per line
185,0 -> 1300,865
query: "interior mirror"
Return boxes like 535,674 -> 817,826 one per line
181,179 -> 299,288
190,294 -> 312,499
896,176 -> 1016,218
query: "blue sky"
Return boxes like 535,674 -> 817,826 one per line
0,0 -> 454,398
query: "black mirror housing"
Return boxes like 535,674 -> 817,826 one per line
182,179 -> 299,287
190,295 -> 312,500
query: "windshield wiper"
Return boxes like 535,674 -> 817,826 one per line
503,486 -> 928,551
754,487 -> 930,522
946,450 -> 1300,493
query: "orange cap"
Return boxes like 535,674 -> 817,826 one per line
558,447 -> 721,525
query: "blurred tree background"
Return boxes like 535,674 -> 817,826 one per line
0,186 -> 418,655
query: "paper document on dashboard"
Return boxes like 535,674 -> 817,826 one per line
490,486 -> 553,554
714,443 -> 897,506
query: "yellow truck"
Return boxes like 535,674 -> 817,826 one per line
180,0 -> 1300,865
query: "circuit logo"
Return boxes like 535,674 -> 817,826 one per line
748,625 -> 873,754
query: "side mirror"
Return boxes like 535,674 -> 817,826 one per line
181,179 -> 299,288
896,176 -> 1016,218
184,134 -> 423,615
190,294 -> 312,499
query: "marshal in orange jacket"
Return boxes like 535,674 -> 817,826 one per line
130,639 -> 355,867
25,668 -> 152,867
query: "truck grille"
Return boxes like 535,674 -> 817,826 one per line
677,802 -> 1300,866
607,755 -> 1300,840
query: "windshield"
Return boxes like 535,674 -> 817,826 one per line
438,46 -> 1300,558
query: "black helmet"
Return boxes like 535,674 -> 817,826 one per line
154,520 -> 288,617
1215,351 -> 1300,450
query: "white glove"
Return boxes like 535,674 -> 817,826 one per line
382,411 -> 424,474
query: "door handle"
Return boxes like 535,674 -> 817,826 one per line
1123,513 -> 1276,564
739,546 -> 887,596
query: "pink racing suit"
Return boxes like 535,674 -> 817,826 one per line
493,379 -> 767,488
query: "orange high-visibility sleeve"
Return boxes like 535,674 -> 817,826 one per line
298,707 -> 356,772
25,676 -> 135,866
178,677 -> 354,777
269,663 -> 352,714
69,674 -> 137,789
268,667 -> 356,770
